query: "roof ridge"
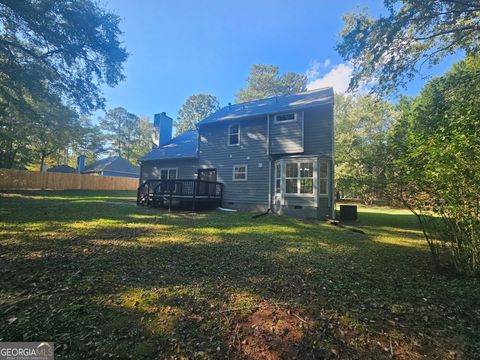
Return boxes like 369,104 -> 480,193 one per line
228,86 -> 333,107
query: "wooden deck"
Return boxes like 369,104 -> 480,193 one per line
137,179 -> 223,211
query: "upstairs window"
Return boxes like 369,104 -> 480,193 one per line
233,165 -> 247,181
274,112 -> 296,124
228,124 -> 240,146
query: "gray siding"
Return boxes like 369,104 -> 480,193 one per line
303,106 -> 333,156
198,116 -> 270,206
269,112 -> 303,154
140,159 -> 199,184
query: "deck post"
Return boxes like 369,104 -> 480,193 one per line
192,180 -> 196,212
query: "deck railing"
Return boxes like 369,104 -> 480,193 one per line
137,178 -> 223,210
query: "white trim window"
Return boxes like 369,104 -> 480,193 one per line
274,112 -> 296,124
159,168 -> 177,180
233,164 -> 247,181
228,124 -> 240,146
319,160 -> 328,195
285,161 -> 314,195
275,163 -> 281,194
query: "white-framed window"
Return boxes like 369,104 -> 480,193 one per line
285,161 -> 314,195
159,168 -> 177,180
228,124 -> 240,146
274,112 -> 296,124
233,164 -> 247,181
285,163 -> 298,194
319,160 -> 328,195
275,163 -> 281,194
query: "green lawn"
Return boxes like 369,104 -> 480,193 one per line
0,191 -> 478,359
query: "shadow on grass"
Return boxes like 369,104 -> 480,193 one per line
0,192 -> 479,359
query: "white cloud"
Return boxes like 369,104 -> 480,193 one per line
306,63 -> 353,94
305,60 -> 320,82
323,59 -> 331,68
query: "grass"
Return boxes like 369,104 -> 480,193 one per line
0,191 -> 478,359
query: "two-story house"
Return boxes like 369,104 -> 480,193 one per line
138,87 -> 334,219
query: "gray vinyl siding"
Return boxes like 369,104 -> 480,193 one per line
303,106 -> 333,156
140,159 -> 199,184
198,116 -> 269,206
269,112 -> 303,154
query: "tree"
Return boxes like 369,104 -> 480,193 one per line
334,94 -> 396,204
131,116 -> 154,163
28,99 -> 81,171
235,64 -> 307,103
100,107 -> 140,161
0,0 -> 128,114
336,0 -> 480,95
68,117 -> 106,165
174,94 -> 220,135
388,54 -> 480,275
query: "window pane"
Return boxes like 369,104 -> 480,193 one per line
234,166 -> 246,180
160,169 -> 168,179
229,134 -> 239,145
168,169 -> 177,179
286,179 -> 297,193
285,163 -> 298,178
300,178 -> 313,194
229,124 -> 239,134
275,164 -> 281,178
319,179 -> 328,195
319,161 -> 328,178
300,162 -> 313,178
276,113 -> 295,122
275,179 -> 281,194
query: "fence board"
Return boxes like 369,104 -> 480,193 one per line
0,169 -> 138,191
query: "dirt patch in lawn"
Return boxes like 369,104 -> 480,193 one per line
233,302 -> 311,360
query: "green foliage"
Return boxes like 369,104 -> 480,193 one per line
335,94 -> 396,204
174,94 -> 219,135
68,117 -> 107,165
235,64 -> 307,103
0,0 -> 128,113
0,0 -> 127,169
132,117 -> 154,163
100,107 -> 142,162
336,0 -> 480,94
388,54 -> 480,275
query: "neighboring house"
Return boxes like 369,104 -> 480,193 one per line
47,165 -> 76,173
82,156 -> 140,178
139,87 -> 334,218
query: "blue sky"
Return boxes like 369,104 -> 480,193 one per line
98,0 -> 462,121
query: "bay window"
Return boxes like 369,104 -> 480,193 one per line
285,161 -> 314,195
275,163 -> 281,194
319,161 -> 328,195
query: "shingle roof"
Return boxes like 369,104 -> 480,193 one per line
198,87 -> 333,126
138,130 -> 198,162
47,165 -> 76,173
82,156 -> 139,174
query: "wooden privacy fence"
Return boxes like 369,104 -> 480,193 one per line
0,169 -> 139,191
